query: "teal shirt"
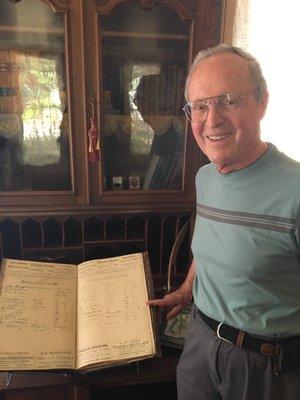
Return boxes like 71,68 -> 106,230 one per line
192,144 -> 300,337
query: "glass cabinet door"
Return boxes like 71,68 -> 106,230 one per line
100,3 -> 189,191
0,0 -> 71,192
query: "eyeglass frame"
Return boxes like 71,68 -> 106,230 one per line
182,88 -> 259,124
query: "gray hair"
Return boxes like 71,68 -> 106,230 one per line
185,43 -> 267,101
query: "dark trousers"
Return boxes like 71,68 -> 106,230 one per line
177,306 -> 300,400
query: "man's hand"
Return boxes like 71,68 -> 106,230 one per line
147,259 -> 195,319
147,285 -> 192,320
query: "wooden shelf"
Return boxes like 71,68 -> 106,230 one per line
0,348 -> 180,396
102,30 -> 188,41
0,25 -> 64,35
84,239 -> 145,244
23,245 -> 83,251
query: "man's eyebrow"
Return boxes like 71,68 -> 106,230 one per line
190,92 -> 230,103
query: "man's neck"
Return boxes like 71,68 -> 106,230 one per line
217,142 -> 269,174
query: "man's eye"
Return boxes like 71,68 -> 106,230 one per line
193,102 -> 207,111
221,95 -> 238,107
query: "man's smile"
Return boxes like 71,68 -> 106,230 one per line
206,133 -> 232,142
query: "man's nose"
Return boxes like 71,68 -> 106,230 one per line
205,103 -> 224,126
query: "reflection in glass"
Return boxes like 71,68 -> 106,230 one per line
0,0 -> 71,191
101,4 -> 189,191
20,55 -> 65,166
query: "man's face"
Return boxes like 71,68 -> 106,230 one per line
187,53 -> 268,174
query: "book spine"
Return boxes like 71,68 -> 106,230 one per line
144,75 -> 152,116
171,65 -> 179,115
166,153 -> 184,190
175,66 -> 186,115
163,153 -> 180,189
143,154 -> 160,190
151,75 -> 157,116
165,65 -> 174,115
155,72 -> 161,116
148,155 -> 165,189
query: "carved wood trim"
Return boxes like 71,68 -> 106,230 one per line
40,0 -> 70,13
95,0 -> 196,20
205,0 -> 223,48
181,0 -> 197,12
139,0 -> 155,10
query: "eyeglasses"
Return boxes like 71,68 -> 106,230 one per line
183,89 -> 258,124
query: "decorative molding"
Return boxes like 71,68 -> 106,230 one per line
139,0 -> 156,10
95,0 -> 110,5
181,0 -> 197,13
205,0 -> 223,48
40,0 -> 70,13
7,1 -> 70,12
95,0 -> 194,20
50,0 -> 71,5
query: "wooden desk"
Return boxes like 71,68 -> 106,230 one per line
0,349 -> 180,400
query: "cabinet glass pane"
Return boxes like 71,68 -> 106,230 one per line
0,0 -> 71,191
101,4 -> 189,191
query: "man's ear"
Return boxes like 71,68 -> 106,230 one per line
259,90 -> 269,120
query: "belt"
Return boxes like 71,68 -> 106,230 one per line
196,308 -> 300,375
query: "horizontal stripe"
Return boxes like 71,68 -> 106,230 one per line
196,204 -> 296,233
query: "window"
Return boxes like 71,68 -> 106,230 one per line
230,0 -> 300,161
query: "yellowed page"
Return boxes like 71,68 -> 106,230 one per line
77,253 -> 155,369
0,259 -> 77,370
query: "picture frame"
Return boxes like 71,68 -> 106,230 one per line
112,176 -> 124,189
159,304 -> 191,349
129,175 -> 141,189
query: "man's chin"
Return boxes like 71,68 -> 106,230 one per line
206,151 -> 229,166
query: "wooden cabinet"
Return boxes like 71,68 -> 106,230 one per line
0,0 -> 87,206
0,348 -> 181,399
85,0 -> 220,206
0,0 -> 221,208
0,0 -> 222,289
0,0 -> 223,398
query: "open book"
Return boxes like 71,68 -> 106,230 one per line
0,252 -> 159,372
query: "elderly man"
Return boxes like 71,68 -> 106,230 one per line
148,44 -> 300,400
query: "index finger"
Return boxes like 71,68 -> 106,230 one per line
146,298 -> 169,307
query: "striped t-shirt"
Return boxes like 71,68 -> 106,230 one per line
192,143 -> 300,337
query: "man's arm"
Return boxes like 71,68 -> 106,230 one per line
147,259 -> 195,319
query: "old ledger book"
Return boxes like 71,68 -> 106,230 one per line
0,252 -> 159,372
